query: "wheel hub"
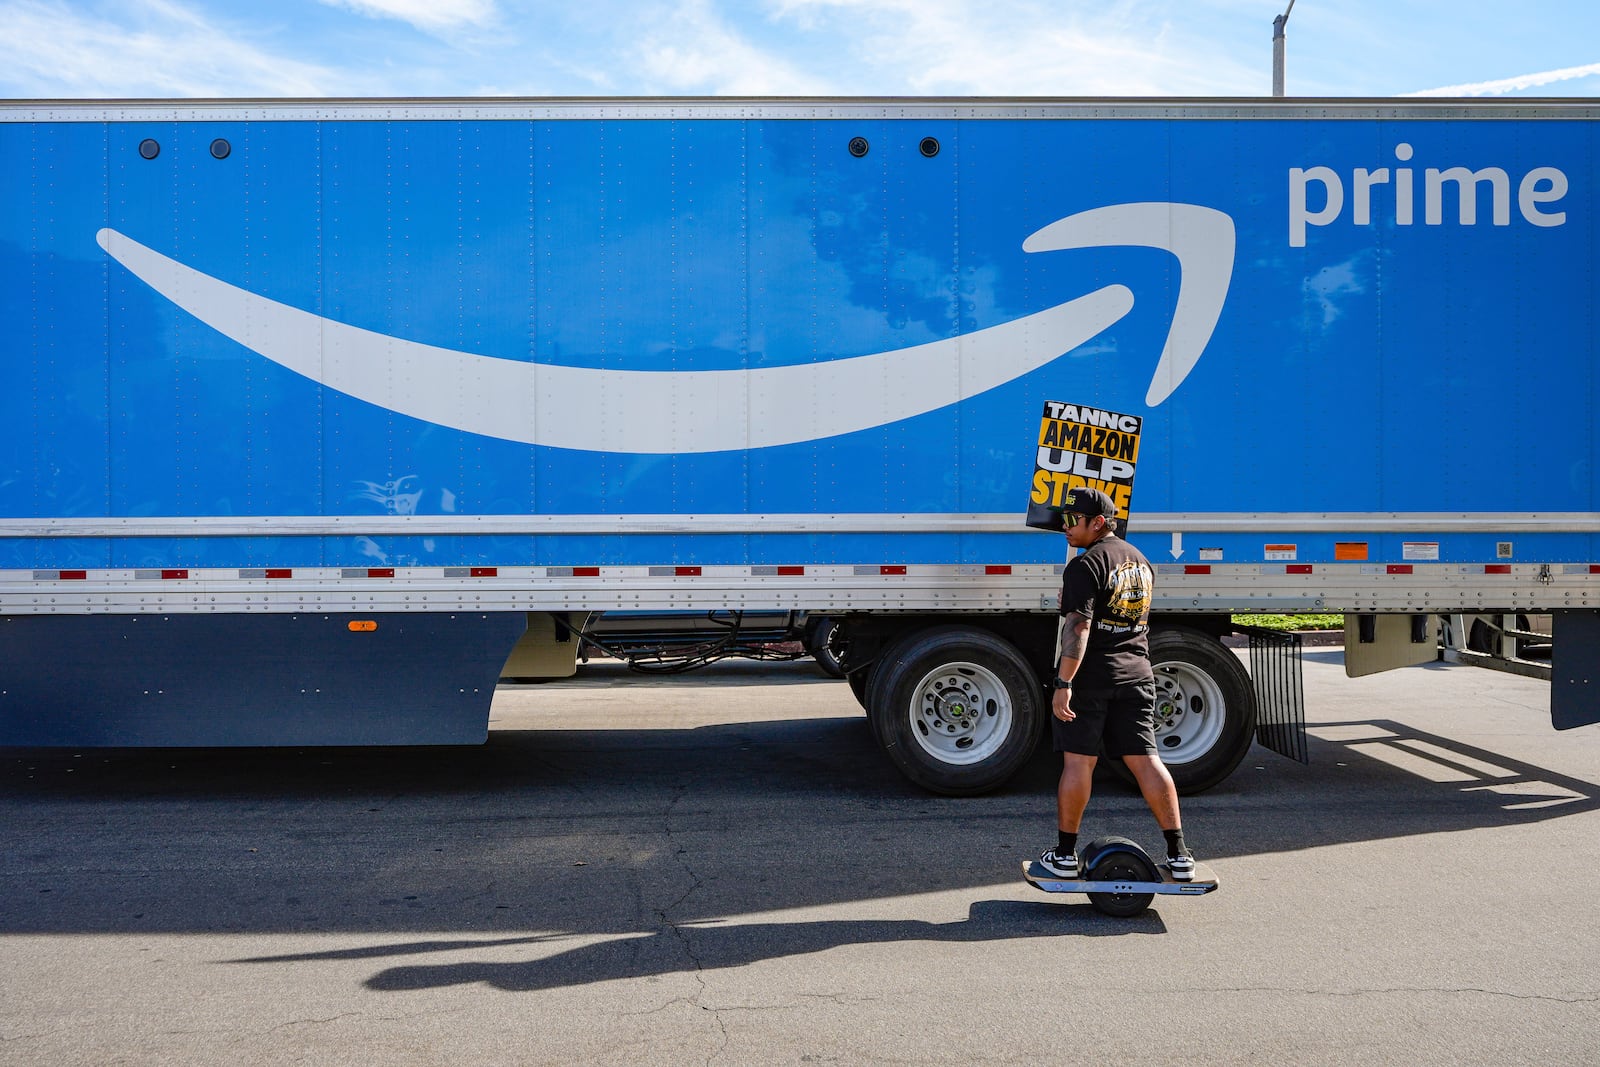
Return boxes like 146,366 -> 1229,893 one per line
904,661 -> 1015,766
925,677 -> 978,734
1150,661 -> 1227,764
1153,690 -> 1185,728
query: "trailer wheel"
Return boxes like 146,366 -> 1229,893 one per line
868,627 -> 1042,796
803,616 -> 847,679
1137,627 -> 1257,795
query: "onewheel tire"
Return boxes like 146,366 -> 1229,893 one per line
1082,835 -> 1157,917
867,627 -> 1042,796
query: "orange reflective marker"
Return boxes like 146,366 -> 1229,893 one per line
347,620 -> 378,632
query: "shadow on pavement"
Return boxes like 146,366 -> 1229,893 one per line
3,660 -> 1595,995
229,899 -> 1164,993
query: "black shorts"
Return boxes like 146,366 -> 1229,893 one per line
1051,681 -> 1159,758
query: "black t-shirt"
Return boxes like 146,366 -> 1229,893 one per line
1058,533 -> 1155,689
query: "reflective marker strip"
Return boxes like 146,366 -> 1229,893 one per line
11,561 -> 1598,584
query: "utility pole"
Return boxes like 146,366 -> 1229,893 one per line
1272,0 -> 1296,97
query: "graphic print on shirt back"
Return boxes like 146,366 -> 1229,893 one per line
1105,557 -> 1153,630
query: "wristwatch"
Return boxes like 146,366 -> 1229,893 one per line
1052,676 -> 1074,690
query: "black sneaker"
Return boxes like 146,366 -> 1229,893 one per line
1039,848 -> 1080,878
1167,852 -> 1196,882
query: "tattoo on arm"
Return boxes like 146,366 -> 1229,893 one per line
1059,614 -> 1090,664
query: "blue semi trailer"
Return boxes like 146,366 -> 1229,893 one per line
2,98 -> 1598,795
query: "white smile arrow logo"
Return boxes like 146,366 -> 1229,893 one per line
97,202 -> 1232,454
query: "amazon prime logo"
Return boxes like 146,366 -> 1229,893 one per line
1288,142 -> 1568,248
98,202 -> 1234,454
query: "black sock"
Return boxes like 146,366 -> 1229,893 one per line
1163,828 -> 1187,857
1057,831 -> 1078,856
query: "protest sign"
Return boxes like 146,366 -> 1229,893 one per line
1025,401 -> 1141,532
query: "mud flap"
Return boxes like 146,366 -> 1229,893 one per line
1551,612 -> 1600,730
1239,625 -> 1309,764
0,611 -> 527,746
1344,613 -> 1439,678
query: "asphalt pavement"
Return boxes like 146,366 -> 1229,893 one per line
2,647 -> 1598,1065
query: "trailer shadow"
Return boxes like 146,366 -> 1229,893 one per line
1,660 -> 1596,995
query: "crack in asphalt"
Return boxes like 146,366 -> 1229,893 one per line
624,990 -> 886,1019
654,784 -> 730,1066
266,1012 -> 365,1031
0,1029 -> 67,1043
711,992 -> 887,1012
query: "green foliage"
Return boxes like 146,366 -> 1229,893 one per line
1232,613 -> 1344,631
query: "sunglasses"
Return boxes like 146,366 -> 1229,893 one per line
1063,513 -> 1090,529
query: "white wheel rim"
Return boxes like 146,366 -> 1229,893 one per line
905,661 -> 1014,766
1151,660 -> 1227,765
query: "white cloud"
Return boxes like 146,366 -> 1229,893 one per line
630,0 -> 835,95
769,0 -> 1258,96
1406,62 -> 1600,98
317,0 -> 497,34
0,0 -> 347,97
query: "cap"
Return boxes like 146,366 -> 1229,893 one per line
1061,486 -> 1117,520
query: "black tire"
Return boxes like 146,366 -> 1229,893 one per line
867,626 -> 1043,796
1467,614 -> 1551,659
1081,835 -> 1157,917
1515,614 -> 1552,660
1110,627 -> 1256,795
1468,616 -> 1498,653
804,616 -> 847,679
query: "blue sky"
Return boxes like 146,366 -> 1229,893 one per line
0,0 -> 1597,99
